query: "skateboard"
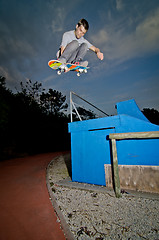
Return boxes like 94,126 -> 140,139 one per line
48,60 -> 89,76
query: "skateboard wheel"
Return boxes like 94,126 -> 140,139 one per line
77,72 -> 80,77
84,69 -> 87,73
57,70 -> 61,75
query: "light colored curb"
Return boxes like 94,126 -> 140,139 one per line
46,154 -> 75,240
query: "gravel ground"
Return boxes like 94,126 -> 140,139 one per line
47,154 -> 159,240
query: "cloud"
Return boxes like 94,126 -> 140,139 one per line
90,6 -> 159,65
0,65 -> 25,90
0,0 -> 159,116
0,0 -> 55,87
135,8 -> 159,53
51,7 -> 66,33
90,29 -> 109,46
116,0 -> 124,11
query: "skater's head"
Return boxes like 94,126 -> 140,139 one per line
77,19 -> 89,31
75,19 -> 89,39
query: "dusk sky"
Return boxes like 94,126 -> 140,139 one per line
0,0 -> 159,116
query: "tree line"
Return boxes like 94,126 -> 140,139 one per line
0,76 -> 158,160
0,76 -> 71,160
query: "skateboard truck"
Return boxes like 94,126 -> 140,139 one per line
57,64 -> 68,75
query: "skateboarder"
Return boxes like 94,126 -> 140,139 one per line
57,19 -> 104,67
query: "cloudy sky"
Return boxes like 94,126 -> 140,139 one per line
0,0 -> 159,115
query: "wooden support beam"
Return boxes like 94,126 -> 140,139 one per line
111,139 -> 122,198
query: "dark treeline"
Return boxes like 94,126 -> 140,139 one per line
142,108 -> 159,126
0,76 -> 159,160
0,76 -> 71,160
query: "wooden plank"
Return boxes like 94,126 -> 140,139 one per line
109,131 -> 159,140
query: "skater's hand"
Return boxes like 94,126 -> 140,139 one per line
89,46 -> 104,60
97,51 -> 104,60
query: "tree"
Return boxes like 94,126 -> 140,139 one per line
40,89 -> 68,115
0,77 -> 70,160
142,108 -> 159,125
20,79 -> 45,103
0,76 -> 13,133
0,76 -> 6,88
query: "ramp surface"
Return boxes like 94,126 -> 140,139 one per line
116,99 -> 149,122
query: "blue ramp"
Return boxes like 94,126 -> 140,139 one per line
116,99 -> 149,122
68,99 -> 159,186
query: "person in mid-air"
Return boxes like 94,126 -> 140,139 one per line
57,18 -> 104,67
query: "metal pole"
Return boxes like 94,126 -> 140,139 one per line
71,91 -> 109,117
70,91 -> 73,122
72,101 -> 82,121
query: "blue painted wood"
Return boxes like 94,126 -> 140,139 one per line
116,99 -> 149,122
68,99 -> 159,186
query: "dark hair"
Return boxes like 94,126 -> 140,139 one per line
77,19 -> 89,31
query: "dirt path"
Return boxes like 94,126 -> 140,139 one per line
0,152 -> 66,240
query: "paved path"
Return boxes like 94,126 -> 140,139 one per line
0,153 -> 66,240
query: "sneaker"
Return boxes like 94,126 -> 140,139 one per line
74,61 -> 88,67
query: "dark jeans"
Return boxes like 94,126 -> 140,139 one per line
59,40 -> 88,63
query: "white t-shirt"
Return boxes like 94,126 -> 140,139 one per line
61,30 -> 92,49
57,30 -> 92,58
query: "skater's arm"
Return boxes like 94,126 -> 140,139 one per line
89,45 -> 104,60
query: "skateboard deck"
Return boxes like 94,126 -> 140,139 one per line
48,60 -> 89,76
